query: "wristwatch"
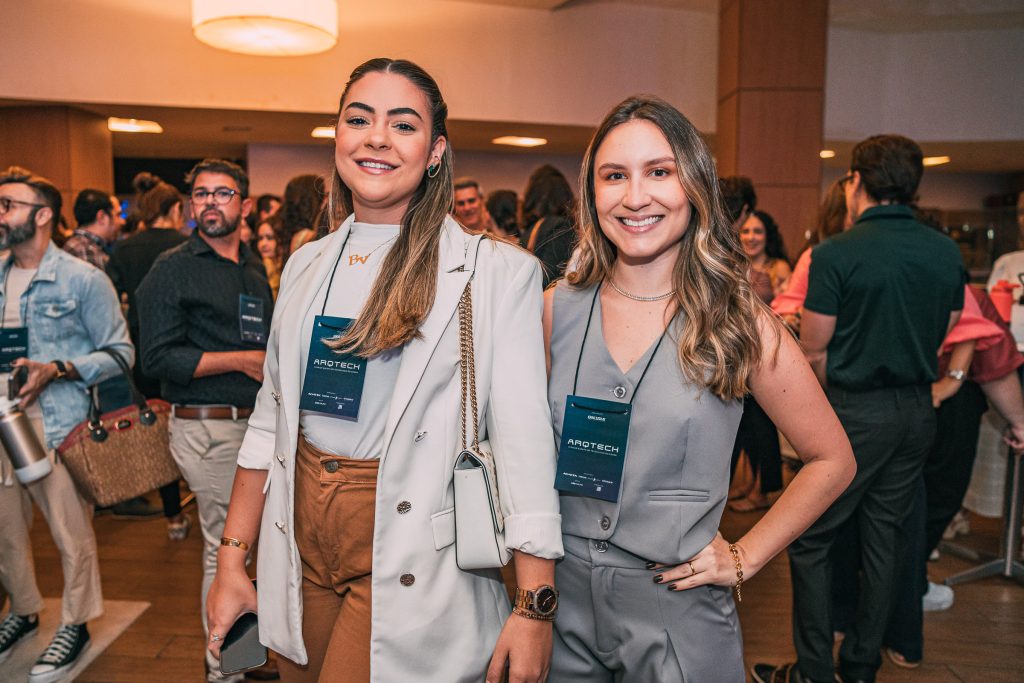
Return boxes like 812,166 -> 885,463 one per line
52,360 -> 69,380
513,585 -> 558,621
946,368 -> 966,381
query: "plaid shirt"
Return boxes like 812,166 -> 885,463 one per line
62,229 -> 109,270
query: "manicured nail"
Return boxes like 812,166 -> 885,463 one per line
653,575 -> 663,584
645,561 -> 657,569
667,583 -> 678,591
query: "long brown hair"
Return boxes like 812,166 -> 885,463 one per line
569,96 -> 774,400
326,58 -> 454,357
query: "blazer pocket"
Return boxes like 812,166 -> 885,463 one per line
430,506 -> 455,550
648,488 -> 710,503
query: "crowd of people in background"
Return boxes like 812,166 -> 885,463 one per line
1,57 -> 1023,683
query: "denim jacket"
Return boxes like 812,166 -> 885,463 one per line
0,243 -> 134,448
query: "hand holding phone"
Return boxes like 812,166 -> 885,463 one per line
220,611 -> 267,675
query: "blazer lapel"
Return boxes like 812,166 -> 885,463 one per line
382,219 -> 475,460
278,216 -> 355,441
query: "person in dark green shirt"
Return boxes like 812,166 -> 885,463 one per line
754,135 -> 965,683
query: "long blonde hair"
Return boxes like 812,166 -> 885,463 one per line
326,58 -> 454,357
569,96 -> 774,400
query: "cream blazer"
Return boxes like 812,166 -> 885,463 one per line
236,215 -> 563,681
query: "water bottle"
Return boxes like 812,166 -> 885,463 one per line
0,395 -> 51,485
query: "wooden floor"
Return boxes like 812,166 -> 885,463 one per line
15,499 -> 1024,682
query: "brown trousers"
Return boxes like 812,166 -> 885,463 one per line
277,437 -> 378,683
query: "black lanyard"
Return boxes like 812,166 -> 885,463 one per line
572,283 -> 666,404
319,231 -> 352,317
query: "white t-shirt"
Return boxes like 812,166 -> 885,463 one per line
3,266 -> 42,419
299,222 -> 402,459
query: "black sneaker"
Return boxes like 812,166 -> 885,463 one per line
29,623 -> 90,682
0,612 -> 39,663
111,496 -> 163,519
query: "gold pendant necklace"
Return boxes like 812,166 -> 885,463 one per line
347,236 -> 397,266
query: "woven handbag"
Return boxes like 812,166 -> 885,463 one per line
57,348 -> 179,506
452,243 -> 512,570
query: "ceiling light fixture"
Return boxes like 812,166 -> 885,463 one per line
107,117 -> 163,134
819,150 -> 836,159
492,136 -> 548,148
311,126 -> 336,139
192,0 -> 338,57
923,155 -> 951,167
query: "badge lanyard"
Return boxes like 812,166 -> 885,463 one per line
0,265 -> 30,373
554,284 -> 667,502
298,231 -> 376,419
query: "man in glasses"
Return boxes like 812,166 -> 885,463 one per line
137,158 -> 273,682
64,190 -> 124,271
0,166 -> 133,681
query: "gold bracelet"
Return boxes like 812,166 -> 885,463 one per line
220,536 -> 250,551
512,606 -> 555,622
728,543 -> 744,602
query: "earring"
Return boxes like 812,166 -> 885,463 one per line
427,162 -> 440,178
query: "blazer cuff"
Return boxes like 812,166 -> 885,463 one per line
236,425 -> 274,470
504,513 -> 564,559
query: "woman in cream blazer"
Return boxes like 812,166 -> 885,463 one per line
207,58 -> 562,683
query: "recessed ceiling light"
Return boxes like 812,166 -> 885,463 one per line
311,126 -> 335,139
492,136 -> 547,148
923,155 -> 951,167
819,150 -> 836,159
108,117 -> 163,134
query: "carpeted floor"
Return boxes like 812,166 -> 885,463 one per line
1,598 -> 149,681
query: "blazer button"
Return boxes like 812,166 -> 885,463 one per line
600,515 -> 611,531
276,453 -> 286,465
275,521 -> 286,532
400,573 -> 415,586
324,460 -> 339,473
594,540 -> 609,553
414,431 -> 427,442
612,386 -> 627,399
397,501 -> 412,514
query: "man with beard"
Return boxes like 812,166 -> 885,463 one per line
137,158 -> 272,682
0,167 -> 133,680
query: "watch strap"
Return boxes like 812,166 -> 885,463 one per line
52,360 -> 68,380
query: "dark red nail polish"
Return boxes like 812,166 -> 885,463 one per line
653,575 -> 663,584
645,561 -> 657,569
667,583 -> 677,591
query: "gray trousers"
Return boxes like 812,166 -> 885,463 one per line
168,415 -> 248,682
551,534 -> 745,682
0,418 -> 103,625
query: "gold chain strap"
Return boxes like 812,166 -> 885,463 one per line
458,281 -> 479,451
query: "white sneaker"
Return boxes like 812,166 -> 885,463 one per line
943,510 -> 970,540
929,548 -> 940,561
922,581 -> 954,611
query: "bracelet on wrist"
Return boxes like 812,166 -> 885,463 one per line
512,606 -> 555,622
220,536 -> 250,552
728,543 -> 744,603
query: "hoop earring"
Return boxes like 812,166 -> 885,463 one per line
427,163 -> 440,179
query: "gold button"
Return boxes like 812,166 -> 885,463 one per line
400,573 -> 415,586
397,501 -> 412,514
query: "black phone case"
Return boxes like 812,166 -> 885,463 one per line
220,612 -> 267,675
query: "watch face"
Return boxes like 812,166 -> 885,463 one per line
535,587 -> 558,614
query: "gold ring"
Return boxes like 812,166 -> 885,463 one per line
688,561 -> 697,576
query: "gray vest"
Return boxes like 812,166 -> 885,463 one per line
549,282 -> 743,563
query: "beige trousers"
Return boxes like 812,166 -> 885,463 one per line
168,415 -> 249,682
0,418 -> 103,625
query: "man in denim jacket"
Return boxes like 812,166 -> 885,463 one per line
0,166 -> 133,682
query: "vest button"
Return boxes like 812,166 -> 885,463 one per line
323,460 -> 339,473
613,385 -> 627,399
600,515 -> 611,530
594,540 -> 609,553
397,501 -> 412,514
400,573 -> 415,586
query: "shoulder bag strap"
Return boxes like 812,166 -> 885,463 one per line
458,236 -> 487,451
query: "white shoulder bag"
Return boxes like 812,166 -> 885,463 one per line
453,254 -> 512,570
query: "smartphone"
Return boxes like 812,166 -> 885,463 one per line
8,366 -> 27,400
220,581 -> 267,675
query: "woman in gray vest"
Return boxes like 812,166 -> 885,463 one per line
543,96 -> 856,681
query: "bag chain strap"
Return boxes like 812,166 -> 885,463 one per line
458,281 -> 480,452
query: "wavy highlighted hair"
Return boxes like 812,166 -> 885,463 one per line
568,96 -> 775,400
325,58 -> 454,357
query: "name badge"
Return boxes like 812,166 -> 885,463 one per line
555,394 -> 631,502
299,316 -> 366,418
0,327 -> 29,373
239,294 -> 267,344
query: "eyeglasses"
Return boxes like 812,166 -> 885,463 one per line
0,197 -> 46,214
191,188 -> 239,205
